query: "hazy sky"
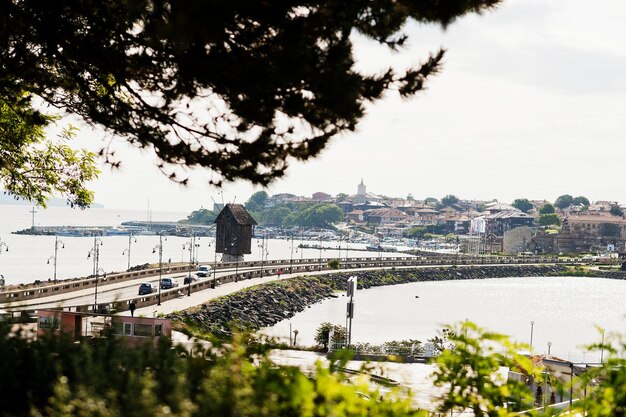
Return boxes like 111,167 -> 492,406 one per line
63,0 -> 626,212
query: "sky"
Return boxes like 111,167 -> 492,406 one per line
59,0 -> 626,212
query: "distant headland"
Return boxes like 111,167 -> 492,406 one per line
0,192 -> 104,209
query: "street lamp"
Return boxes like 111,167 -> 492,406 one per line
87,237 -> 103,312
47,236 -> 65,284
183,234 -> 198,296
189,233 -> 200,264
183,241 -> 192,296
318,235 -> 323,271
289,232 -> 295,274
344,233 -> 350,269
530,320 -> 535,352
337,234 -> 342,260
258,234 -> 267,278
122,232 -> 137,271
346,276 -> 357,346
95,268 -> 105,312
210,238 -> 218,289
152,233 -> 166,306
229,235 -> 239,282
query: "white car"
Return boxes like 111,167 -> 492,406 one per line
196,265 -> 212,277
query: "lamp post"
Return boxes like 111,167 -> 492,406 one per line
29,205 -> 37,229
229,235 -> 239,282
191,233 -> 199,265
212,238 -> 219,289
262,236 -> 269,278
183,234 -> 198,296
337,234 -> 342,259
345,233 -> 350,269
122,232 -> 137,271
204,238 -> 217,290
258,234 -> 266,278
530,320 -> 535,352
47,236 -> 65,284
87,237 -> 103,312
318,235 -> 323,271
95,268 -> 105,312
152,233 -> 166,306
183,242 -> 191,295
346,276 -> 357,347
289,232 -> 295,274
235,251 -> 240,282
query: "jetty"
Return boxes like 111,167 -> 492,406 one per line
13,221 -> 214,237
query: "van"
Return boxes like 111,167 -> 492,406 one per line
196,265 -> 212,277
160,278 -> 178,289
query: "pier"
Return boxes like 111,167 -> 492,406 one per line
12,221 -> 215,237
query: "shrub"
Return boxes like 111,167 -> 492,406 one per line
1,326 -> 421,417
314,322 -> 347,350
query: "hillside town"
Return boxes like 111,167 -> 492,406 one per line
253,179 -> 626,256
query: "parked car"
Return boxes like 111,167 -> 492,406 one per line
138,282 -> 157,295
196,265 -> 212,277
183,275 -> 197,285
160,278 -> 178,289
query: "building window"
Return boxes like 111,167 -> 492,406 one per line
38,316 -> 60,330
133,324 -> 153,337
112,321 -> 133,336
112,321 -> 123,335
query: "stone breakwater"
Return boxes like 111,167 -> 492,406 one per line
169,265 -> 582,338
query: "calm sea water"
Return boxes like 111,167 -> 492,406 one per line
0,204 -> 393,284
263,276 -> 626,362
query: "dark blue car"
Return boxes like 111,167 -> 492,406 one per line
138,282 -> 156,295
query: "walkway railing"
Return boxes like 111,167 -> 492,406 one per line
1,255 -> 578,318
0,255 -> 570,303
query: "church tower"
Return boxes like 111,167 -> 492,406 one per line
357,178 -> 366,196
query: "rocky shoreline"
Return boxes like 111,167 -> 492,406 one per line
169,265 -> 624,338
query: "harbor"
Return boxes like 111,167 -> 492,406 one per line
12,221 -> 215,237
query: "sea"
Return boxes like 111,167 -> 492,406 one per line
263,276 -> 626,362
0,204 -> 393,284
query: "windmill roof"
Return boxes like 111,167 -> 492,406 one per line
215,203 -> 257,225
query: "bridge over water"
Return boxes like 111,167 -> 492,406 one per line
0,255 -> 578,320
